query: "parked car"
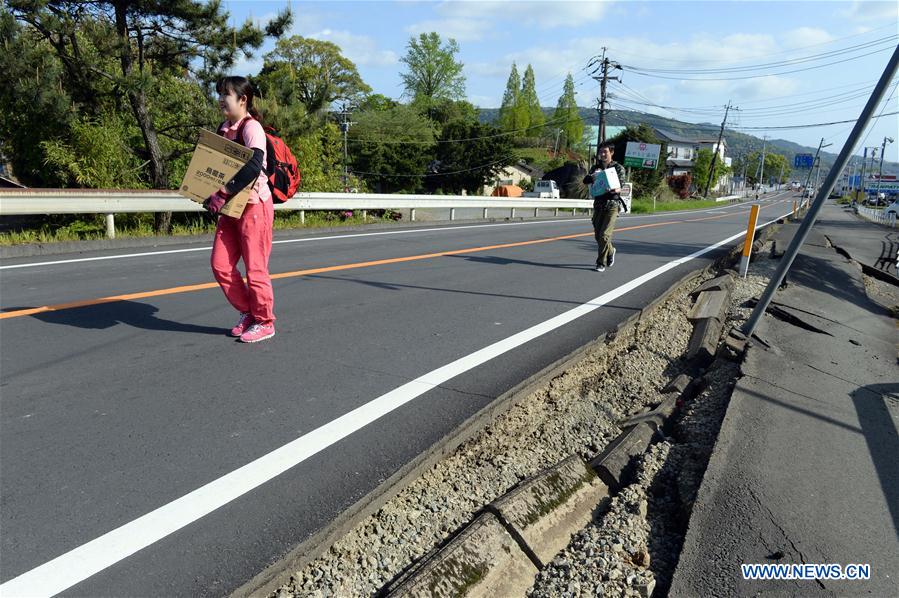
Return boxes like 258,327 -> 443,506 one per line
523,179 -> 561,199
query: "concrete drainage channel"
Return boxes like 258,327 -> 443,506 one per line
237,224 -> 784,598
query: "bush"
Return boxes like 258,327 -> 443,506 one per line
667,173 -> 692,199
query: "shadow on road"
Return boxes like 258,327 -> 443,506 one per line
6,300 -> 224,335
851,382 -> 899,541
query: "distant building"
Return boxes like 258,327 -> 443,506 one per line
482,161 -> 544,196
654,128 -> 730,192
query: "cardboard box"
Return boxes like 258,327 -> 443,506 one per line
178,129 -> 254,218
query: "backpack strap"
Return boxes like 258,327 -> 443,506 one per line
217,115 -> 253,146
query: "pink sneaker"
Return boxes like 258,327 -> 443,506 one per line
239,322 -> 275,343
230,312 -> 254,337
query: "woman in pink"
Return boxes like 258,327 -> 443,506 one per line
204,76 -> 276,343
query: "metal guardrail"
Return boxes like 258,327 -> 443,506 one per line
855,204 -> 897,228
0,189 -> 595,238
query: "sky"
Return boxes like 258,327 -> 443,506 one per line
225,0 -> 899,163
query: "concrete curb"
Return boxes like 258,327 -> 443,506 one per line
385,378 -> 700,596
385,512 -> 538,597
590,424 -> 657,490
489,455 -> 609,568
685,275 -> 734,367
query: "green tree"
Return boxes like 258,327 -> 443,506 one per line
40,112 -> 146,188
497,62 -> 522,132
7,0 -> 291,231
520,64 -> 544,133
607,125 -> 668,198
293,122 -> 347,192
400,32 -> 465,117
358,93 -> 399,113
260,36 -> 371,115
349,104 -> 436,193
428,98 -> 479,127
0,10 -> 72,186
426,120 -> 515,195
692,148 -> 731,194
552,73 -> 584,152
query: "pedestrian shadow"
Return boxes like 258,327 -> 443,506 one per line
5,300 -> 224,335
851,383 -> 899,541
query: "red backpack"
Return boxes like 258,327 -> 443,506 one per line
219,116 -> 301,203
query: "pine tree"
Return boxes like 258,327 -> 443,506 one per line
553,73 -> 584,151
498,63 -> 520,132
520,64 -> 544,134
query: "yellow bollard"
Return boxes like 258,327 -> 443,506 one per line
739,204 -> 761,278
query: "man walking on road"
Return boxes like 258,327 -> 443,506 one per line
583,141 -> 627,272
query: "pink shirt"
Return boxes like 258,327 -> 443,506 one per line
221,117 -> 271,204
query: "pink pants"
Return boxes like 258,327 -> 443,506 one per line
211,200 -> 276,324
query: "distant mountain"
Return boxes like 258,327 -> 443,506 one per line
479,107 -> 898,176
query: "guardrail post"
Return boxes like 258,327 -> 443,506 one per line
554,208 -> 559,217
410,208 -> 416,222
105,214 -> 115,239
483,208 -> 488,219
572,208 -> 577,216
450,208 -> 456,221
534,208 -> 539,218
739,204 -> 761,278
362,210 -> 367,222
300,210 -> 305,225
511,207 -> 516,218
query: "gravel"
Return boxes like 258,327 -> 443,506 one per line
525,240 -> 797,598
266,242 -> 803,598
270,276 -> 700,597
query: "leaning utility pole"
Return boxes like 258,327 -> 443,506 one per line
741,45 -> 899,339
857,147 -> 869,202
590,48 -> 621,161
876,136 -> 894,197
703,100 -> 734,197
803,139 -> 824,191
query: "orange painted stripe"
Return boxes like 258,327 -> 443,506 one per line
0,206 -> 770,321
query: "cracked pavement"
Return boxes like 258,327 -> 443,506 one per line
671,211 -> 899,597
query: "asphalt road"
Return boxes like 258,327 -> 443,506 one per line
0,192 -> 794,596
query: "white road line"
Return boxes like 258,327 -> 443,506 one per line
0,207 -> 793,597
0,197 -> 780,272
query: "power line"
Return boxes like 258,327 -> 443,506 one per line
622,35 -> 897,74
607,21 -> 898,67
730,111 -> 899,131
624,44 -> 896,81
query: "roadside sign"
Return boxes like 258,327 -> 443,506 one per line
624,142 -> 662,169
794,154 -> 814,168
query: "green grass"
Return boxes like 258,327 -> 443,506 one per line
630,197 -> 724,214
0,210 -> 399,246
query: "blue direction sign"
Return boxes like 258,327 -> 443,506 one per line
794,154 -> 814,168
